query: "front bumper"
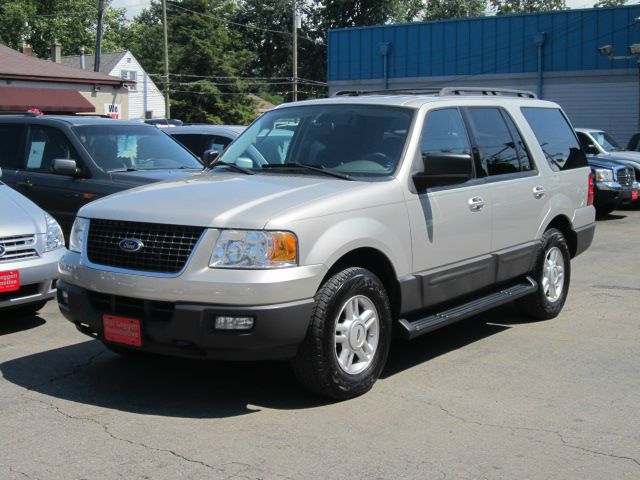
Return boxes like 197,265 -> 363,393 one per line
0,249 -> 64,311
57,280 -> 315,361
595,181 -> 634,208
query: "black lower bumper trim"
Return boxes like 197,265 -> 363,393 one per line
57,280 -> 314,361
574,223 -> 596,258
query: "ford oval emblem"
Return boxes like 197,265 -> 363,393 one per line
118,238 -> 144,253
0,246 -> 5,258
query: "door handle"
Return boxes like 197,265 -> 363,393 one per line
533,186 -> 546,199
15,180 -> 33,189
468,196 -> 485,211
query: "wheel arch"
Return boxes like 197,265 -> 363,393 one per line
544,214 -> 578,258
321,247 -> 402,319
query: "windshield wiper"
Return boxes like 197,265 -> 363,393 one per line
261,163 -> 353,181
108,167 -> 139,172
209,161 -> 255,175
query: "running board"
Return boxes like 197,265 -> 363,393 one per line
398,276 -> 538,340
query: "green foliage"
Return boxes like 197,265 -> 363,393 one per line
593,0 -> 627,7
418,0 -> 487,21
490,0 -> 567,14
0,0 -> 127,58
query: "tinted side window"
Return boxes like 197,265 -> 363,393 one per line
170,134 -> 202,156
209,135 -> 232,153
420,108 -> 470,156
466,108 -> 520,176
26,126 -> 78,172
502,112 -> 534,171
521,107 -> 587,171
0,124 -> 25,169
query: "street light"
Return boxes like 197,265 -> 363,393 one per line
598,44 -> 640,130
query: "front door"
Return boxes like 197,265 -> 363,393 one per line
405,107 -> 493,308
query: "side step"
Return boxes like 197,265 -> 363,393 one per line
398,276 -> 538,340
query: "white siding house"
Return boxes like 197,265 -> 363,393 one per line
62,50 -> 165,121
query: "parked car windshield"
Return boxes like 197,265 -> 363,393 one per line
74,125 -> 204,172
590,131 -> 623,152
217,105 -> 414,178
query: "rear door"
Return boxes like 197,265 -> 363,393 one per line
463,107 -> 544,282
0,123 -> 26,186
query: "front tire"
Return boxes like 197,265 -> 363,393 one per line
517,228 -> 571,320
292,267 -> 392,400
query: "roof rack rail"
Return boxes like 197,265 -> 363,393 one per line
333,86 -> 537,99
439,87 -> 537,99
334,87 -> 442,97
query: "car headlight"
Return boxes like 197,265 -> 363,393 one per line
69,217 -> 89,253
44,213 -> 65,252
210,230 -> 297,269
594,168 -> 614,182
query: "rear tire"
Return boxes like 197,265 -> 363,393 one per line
292,267 -> 392,400
517,228 -> 571,320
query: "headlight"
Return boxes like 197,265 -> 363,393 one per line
44,213 -> 64,252
594,168 -> 614,182
69,217 -> 89,253
210,230 -> 297,269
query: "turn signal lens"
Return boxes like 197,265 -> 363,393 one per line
270,232 -> 297,263
587,172 -> 594,206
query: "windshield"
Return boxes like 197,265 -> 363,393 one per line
217,105 -> 414,178
74,125 -> 204,172
591,131 -> 623,152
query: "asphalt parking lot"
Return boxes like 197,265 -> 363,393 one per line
1,210 -> 638,480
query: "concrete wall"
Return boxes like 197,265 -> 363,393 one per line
328,68 -> 638,147
2,79 -> 129,119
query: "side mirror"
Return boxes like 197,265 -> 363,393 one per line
53,158 -> 79,176
202,149 -> 219,167
413,152 -> 473,190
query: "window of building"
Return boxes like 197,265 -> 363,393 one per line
521,107 -> 587,171
121,70 -> 137,91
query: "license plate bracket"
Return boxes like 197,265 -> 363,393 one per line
103,314 -> 142,347
0,270 -> 20,293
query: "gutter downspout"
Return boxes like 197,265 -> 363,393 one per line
380,42 -> 391,90
534,33 -> 546,99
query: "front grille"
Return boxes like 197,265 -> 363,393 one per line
0,235 -> 38,263
88,290 -> 175,322
616,167 -> 634,187
0,283 -> 40,302
86,220 -> 205,274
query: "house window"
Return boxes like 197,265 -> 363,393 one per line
121,70 -> 137,91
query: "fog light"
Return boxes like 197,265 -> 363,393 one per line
215,316 -> 254,330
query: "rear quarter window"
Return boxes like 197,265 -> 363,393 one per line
521,107 -> 587,171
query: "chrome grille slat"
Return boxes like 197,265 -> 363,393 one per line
86,220 -> 205,274
616,167 -> 634,187
0,235 -> 38,262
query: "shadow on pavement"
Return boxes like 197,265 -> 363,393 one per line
0,305 -> 522,418
0,314 -> 46,336
595,212 -> 627,221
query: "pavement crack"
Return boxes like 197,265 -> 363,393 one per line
1,464 -> 36,479
557,434 -> 640,468
23,348 -> 107,391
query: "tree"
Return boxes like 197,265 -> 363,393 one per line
490,0 -> 566,14
0,0 -> 127,58
124,0 -> 257,124
414,0 -> 487,21
594,0 -> 627,7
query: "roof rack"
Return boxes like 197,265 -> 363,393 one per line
334,86 -> 537,99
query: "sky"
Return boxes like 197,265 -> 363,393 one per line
111,0 -> 623,21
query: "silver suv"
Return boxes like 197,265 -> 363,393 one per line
57,88 -> 595,399
1,171 -> 65,315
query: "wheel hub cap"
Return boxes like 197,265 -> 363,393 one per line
542,246 -> 565,303
334,295 -> 380,375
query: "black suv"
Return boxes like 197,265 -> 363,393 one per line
0,116 -> 204,236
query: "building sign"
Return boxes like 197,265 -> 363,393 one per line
104,103 -> 121,119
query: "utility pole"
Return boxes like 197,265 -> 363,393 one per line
94,0 -> 105,72
292,0 -> 298,102
162,0 -> 171,118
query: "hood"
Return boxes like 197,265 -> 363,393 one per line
0,184 -> 45,237
597,151 -> 640,168
108,168 -> 202,186
588,156 -> 629,170
79,172 -> 384,229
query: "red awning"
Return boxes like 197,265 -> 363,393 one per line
0,86 -> 95,113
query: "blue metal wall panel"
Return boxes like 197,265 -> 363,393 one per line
327,5 -> 640,82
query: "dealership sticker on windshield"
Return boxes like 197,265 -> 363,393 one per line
0,270 -> 19,293
103,314 -> 142,347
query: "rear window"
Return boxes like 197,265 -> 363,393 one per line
521,107 -> 587,171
